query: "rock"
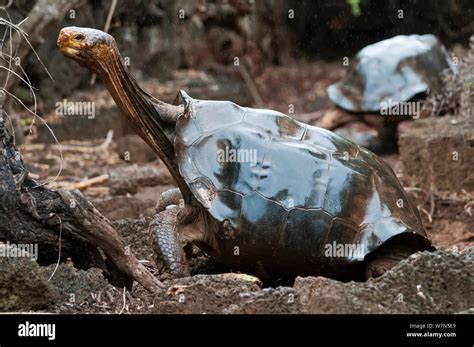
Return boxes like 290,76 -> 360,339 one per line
40,264 -> 111,303
399,116 -> 474,193
3,245 -> 469,314
234,287 -> 299,314
116,134 -> 157,163
0,244 -> 58,311
153,249 -> 472,314
153,274 -> 263,314
295,248 -> 473,314
0,245 -> 118,312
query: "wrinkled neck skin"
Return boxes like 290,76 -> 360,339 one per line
93,47 -> 178,138
93,47 -> 193,203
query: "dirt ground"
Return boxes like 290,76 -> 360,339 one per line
9,61 -> 473,314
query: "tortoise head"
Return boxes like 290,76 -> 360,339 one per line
57,27 -> 118,73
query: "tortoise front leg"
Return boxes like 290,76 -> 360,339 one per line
156,188 -> 183,212
149,206 -> 190,278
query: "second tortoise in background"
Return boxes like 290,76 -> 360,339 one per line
322,34 -> 455,151
327,34 -> 454,112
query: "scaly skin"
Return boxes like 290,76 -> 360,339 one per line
156,188 -> 183,213
149,206 -> 190,278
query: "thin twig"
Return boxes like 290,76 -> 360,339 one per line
420,208 -> 433,224
118,287 -> 127,314
48,215 -> 63,282
0,12 -> 63,186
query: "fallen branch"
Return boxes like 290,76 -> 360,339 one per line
0,117 -> 161,292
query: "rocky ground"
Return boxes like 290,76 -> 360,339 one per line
2,62 -> 473,314
1,244 -> 472,314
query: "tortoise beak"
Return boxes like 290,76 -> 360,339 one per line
57,29 -> 81,57
57,29 -> 70,49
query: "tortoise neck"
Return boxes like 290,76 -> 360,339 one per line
95,50 -> 194,203
96,51 -> 173,159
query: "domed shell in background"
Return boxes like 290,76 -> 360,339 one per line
327,34 -> 455,112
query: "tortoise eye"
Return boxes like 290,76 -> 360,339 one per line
74,34 -> 84,41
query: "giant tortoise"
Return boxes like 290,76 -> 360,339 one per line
57,27 -> 434,282
327,34 -> 454,113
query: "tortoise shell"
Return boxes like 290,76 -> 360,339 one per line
174,91 -> 433,280
327,34 -> 454,112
